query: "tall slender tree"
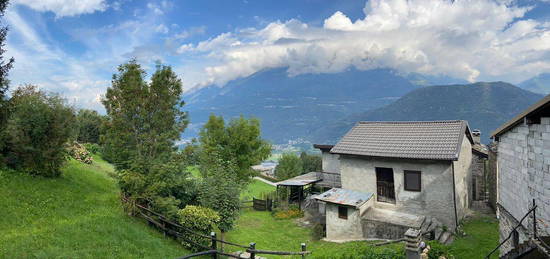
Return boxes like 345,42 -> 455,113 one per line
102,60 -> 188,172
0,0 -> 14,164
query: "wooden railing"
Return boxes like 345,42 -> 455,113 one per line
121,195 -> 310,259
376,181 -> 395,203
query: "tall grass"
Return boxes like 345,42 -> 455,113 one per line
0,156 -> 187,258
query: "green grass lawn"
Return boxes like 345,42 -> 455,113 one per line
0,156 -> 188,258
224,208 -> 499,259
224,209 -> 403,258
451,213 -> 500,259
240,179 -> 275,200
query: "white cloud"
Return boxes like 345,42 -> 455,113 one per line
5,7 -> 155,111
155,24 -> 169,34
13,0 -> 107,17
180,0 -> 550,88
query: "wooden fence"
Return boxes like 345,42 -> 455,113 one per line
121,195 -> 309,258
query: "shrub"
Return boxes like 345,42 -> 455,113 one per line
151,196 -> 180,222
4,85 -> 75,177
83,143 -> 101,155
67,142 -> 93,164
275,153 -> 303,180
427,240 -> 454,259
273,208 -> 304,219
76,109 -> 103,144
177,205 -> 220,251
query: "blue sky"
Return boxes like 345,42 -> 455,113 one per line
4,0 -> 550,111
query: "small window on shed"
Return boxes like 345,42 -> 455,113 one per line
338,206 -> 348,219
404,170 -> 421,192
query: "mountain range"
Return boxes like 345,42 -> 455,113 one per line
519,73 -> 550,95
311,82 -> 544,144
183,68 -> 545,145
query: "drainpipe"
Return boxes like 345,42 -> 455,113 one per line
451,162 -> 459,232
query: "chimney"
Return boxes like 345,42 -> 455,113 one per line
472,129 -> 481,144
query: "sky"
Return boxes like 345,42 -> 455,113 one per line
4,0 -> 550,111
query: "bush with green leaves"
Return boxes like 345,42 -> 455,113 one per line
118,156 -> 198,210
199,114 -> 271,184
198,154 -> 241,245
76,109 -> 103,144
83,143 -> 101,155
177,205 -> 220,251
300,152 -> 321,173
275,153 -> 303,180
4,85 -> 75,177
427,240 -> 454,259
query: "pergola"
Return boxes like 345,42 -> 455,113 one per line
276,171 -> 341,209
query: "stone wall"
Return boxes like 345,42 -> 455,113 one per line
497,117 -> 550,255
471,152 -> 487,201
498,204 -> 530,255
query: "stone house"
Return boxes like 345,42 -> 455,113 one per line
314,120 -> 481,242
490,94 -> 550,257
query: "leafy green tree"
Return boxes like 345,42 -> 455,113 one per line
198,155 -> 241,248
0,0 -> 15,165
4,85 -> 75,176
76,109 -> 103,144
300,152 -> 321,173
198,114 -> 271,183
101,60 -> 188,172
275,153 -> 303,180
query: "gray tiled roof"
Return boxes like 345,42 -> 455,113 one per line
330,120 -> 472,161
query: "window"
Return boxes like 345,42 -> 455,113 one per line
338,206 -> 348,219
404,170 -> 421,192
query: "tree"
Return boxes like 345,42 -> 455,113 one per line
101,60 -> 188,172
275,153 -> 303,180
300,152 -> 321,173
76,109 -> 103,144
0,0 -> 15,165
198,114 -> 271,183
198,154 -> 241,249
4,85 -> 75,176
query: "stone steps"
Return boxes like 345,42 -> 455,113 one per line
417,216 -> 454,245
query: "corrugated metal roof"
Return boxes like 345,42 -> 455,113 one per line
314,188 -> 373,208
276,172 -> 321,186
330,120 -> 472,161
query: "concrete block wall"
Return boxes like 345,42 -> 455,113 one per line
497,117 -> 550,255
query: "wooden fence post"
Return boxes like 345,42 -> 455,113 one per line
211,232 -> 217,259
301,243 -> 306,259
249,242 -> 256,259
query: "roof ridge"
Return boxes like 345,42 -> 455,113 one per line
358,120 -> 465,124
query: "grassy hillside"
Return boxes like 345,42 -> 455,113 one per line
0,156 -> 187,258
